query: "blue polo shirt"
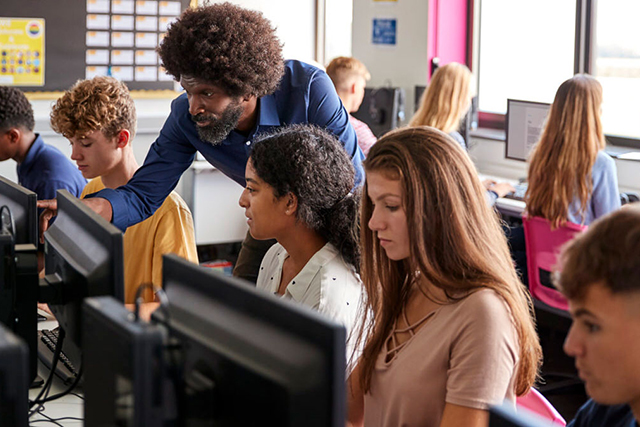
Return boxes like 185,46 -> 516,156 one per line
568,400 -> 638,427
90,60 -> 365,231
17,134 -> 87,200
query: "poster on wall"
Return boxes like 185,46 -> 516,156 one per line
372,18 -> 397,46
0,18 -> 45,86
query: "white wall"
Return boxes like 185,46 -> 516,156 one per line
209,0 -> 317,64
351,0 -> 430,121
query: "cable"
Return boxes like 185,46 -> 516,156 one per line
29,328 -> 65,413
134,283 -> 170,322
37,364 -> 83,404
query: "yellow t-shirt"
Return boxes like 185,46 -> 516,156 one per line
82,178 -> 199,303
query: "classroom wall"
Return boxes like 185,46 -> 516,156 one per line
351,0 -> 430,122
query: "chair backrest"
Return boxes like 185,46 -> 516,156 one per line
523,216 -> 587,311
516,388 -> 566,426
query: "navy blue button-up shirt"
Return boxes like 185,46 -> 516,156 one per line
91,60 -> 364,231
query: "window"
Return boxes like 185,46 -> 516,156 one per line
594,0 -> 640,142
476,0 -> 640,145
477,0 -> 576,115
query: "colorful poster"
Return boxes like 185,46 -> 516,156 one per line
0,18 -> 45,86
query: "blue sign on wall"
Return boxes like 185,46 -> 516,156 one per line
372,18 -> 397,45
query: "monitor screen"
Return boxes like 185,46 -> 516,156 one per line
43,189 -> 124,353
352,87 -> 405,138
0,176 -> 37,247
505,99 -> 551,162
85,254 -> 346,426
0,177 -> 39,383
83,296 -> 164,427
0,323 -> 28,427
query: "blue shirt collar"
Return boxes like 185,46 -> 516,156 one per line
17,134 -> 44,176
256,94 -> 280,128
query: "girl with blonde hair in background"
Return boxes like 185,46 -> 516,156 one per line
411,62 -> 514,203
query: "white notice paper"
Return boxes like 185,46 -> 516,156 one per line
111,49 -> 134,65
87,14 -> 110,30
111,15 -> 135,31
86,49 -> 110,64
158,16 -> 176,32
135,50 -> 157,65
159,1 -> 181,15
87,0 -> 110,13
158,66 -> 173,81
111,66 -> 134,81
136,1 -> 159,15
86,31 -> 110,47
85,66 -> 108,79
136,16 -> 158,31
135,32 -> 158,48
111,32 -> 134,47
135,66 -> 157,81
112,0 -> 135,14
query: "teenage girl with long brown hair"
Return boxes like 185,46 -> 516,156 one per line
347,126 -> 541,427
526,74 -> 620,227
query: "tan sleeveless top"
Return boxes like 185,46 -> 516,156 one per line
364,289 -> 519,427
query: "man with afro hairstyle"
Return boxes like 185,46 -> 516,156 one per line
44,2 -> 364,283
0,86 -> 86,202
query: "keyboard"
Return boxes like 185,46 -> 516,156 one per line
504,182 -> 528,201
37,328 -> 79,385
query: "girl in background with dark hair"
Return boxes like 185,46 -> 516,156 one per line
239,124 -> 363,364
347,126 -> 541,427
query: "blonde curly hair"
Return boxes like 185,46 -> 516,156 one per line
50,76 -> 136,140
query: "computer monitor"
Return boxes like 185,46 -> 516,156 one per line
0,177 -> 39,383
352,87 -> 405,137
82,296 -> 165,426
490,403 -> 550,426
0,176 -> 37,247
84,254 -> 347,426
41,189 -> 124,362
505,99 -> 551,162
0,322 -> 29,427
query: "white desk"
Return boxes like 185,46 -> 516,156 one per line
29,313 -> 84,426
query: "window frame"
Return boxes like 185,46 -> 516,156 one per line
473,0 -> 640,148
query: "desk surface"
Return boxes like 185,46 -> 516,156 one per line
479,173 -> 526,218
30,312 -> 84,426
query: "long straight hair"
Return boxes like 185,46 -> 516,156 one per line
409,63 -> 472,133
356,126 -> 541,396
526,74 -> 605,228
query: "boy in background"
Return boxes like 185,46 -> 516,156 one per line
326,57 -> 377,156
0,86 -> 86,201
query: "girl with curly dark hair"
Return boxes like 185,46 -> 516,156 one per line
239,124 -> 364,364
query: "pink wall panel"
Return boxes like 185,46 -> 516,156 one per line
427,0 -> 468,79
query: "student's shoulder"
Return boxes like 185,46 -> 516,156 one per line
569,400 -> 635,427
595,150 -> 616,169
453,288 -> 513,325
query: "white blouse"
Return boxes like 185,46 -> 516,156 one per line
256,242 -> 365,365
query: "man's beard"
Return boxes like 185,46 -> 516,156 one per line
191,101 -> 244,146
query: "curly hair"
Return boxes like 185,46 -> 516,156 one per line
250,124 -> 360,268
0,86 -> 35,131
50,76 -> 136,140
157,3 -> 284,98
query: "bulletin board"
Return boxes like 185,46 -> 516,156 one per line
1,0 -> 191,92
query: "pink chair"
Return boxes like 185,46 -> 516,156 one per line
516,388 -> 566,425
523,216 -> 587,311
